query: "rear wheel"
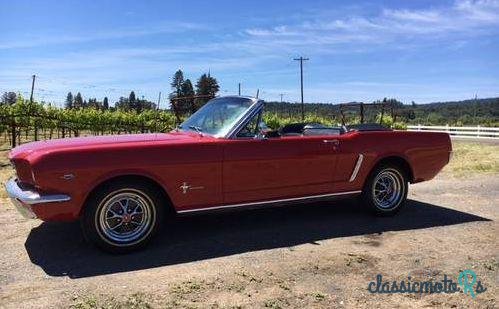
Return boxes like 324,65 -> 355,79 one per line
82,181 -> 165,253
362,164 -> 408,216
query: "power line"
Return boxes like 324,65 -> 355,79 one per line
293,56 -> 309,121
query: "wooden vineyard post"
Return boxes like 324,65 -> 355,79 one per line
11,120 -> 16,148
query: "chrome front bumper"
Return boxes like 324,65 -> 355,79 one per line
5,178 -> 71,219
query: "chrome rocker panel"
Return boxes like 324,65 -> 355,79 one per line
177,190 -> 361,214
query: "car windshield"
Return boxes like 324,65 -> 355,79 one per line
179,97 -> 254,137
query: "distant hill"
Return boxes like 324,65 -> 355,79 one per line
264,97 -> 499,126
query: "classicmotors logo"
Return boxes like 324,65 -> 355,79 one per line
367,269 -> 487,298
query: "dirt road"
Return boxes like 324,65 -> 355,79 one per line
0,170 -> 497,308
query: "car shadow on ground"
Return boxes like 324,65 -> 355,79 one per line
25,199 -> 490,279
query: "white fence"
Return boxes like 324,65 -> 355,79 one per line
407,125 -> 499,139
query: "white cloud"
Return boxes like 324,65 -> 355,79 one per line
2,1 -> 498,104
245,0 -> 499,47
383,9 -> 442,23
456,0 -> 499,21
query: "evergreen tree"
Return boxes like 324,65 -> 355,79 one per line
181,79 -> 195,97
129,91 -> 138,110
103,97 -> 109,110
129,91 -> 136,104
87,98 -> 101,109
115,97 -> 129,110
170,70 -> 184,98
181,79 -> 195,113
1,92 -> 17,105
195,73 -> 219,108
74,92 -> 83,109
65,92 -> 73,109
169,70 -> 185,118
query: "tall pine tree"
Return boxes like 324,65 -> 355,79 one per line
65,92 -> 73,109
74,92 -> 83,109
129,91 -> 137,111
195,73 -> 219,109
181,79 -> 195,113
169,70 -> 186,118
170,70 -> 184,98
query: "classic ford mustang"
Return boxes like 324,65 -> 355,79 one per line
5,96 -> 452,252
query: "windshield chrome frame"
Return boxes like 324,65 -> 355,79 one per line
178,96 -> 262,139
221,98 -> 264,139
203,96 -> 263,139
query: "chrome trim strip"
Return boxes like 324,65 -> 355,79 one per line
177,190 -> 362,214
5,178 -> 71,205
349,154 -> 364,182
224,99 -> 264,139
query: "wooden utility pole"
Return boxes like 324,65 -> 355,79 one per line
256,89 -> 259,99
293,57 -> 309,121
157,91 -> 161,110
280,93 -> 284,103
30,75 -> 39,141
29,75 -> 36,103
238,83 -> 241,96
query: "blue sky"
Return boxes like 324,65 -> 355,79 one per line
1,0 -> 498,107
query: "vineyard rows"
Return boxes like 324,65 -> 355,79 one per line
0,98 -> 404,148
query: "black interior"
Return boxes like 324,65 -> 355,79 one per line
265,122 -> 391,138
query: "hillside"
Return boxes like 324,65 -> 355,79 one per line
264,97 -> 499,126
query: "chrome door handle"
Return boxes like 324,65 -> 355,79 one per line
323,139 -> 339,145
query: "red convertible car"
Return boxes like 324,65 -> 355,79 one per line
6,96 -> 452,252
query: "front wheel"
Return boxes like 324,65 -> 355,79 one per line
82,181 -> 165,253
362,165 -> 408,216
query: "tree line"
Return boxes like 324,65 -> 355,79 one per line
60,69 -> 219,114
168,70 -> 219,119
2,78 -> 497,127
1,69 -> 220,115
265,97 -> 499,126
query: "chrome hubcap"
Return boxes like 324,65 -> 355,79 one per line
373,170 -> 403,210
98,191 -> 153,244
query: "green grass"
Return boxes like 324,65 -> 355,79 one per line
446,141 -> 499,176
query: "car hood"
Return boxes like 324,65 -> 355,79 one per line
9,132 -> 203,161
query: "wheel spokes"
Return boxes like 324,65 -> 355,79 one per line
373,171 -> 402,209
100,192 -> 152,243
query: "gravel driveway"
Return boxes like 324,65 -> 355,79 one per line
0,172 -> 497,308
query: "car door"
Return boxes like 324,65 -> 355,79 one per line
222,114 -> 340,204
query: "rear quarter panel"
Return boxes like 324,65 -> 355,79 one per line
349,131 -> 452,188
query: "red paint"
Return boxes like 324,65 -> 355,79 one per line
8,130 -> 451,221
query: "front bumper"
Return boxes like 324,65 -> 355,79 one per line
5,178 -> 71,219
